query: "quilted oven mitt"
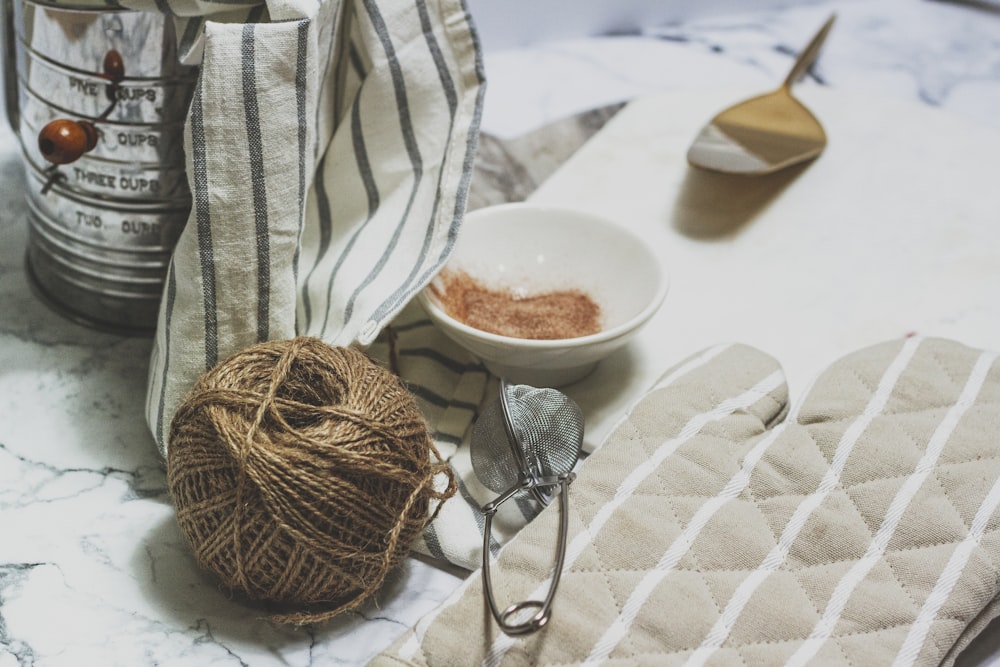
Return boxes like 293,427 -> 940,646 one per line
373,336 -> 1000,666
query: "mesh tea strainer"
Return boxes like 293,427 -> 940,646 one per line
471,379 -> 584,635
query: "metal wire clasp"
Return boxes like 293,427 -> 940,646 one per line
480,470 -> 576,636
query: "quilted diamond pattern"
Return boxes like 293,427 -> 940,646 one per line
372,337 -> 1000,667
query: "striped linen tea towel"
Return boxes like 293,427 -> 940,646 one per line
130,0 -> 485,458
373,336 -> 1000,667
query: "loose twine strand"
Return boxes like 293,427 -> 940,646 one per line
167,337 -> 456,624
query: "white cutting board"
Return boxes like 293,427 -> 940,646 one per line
531,87 -> 1000,451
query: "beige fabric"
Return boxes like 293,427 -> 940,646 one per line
373,337 -> 1000,666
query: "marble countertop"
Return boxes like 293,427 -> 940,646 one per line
3,0 -> 1000,664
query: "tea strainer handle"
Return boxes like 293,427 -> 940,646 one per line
481,471 -> 575,636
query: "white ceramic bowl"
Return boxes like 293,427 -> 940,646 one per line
419,203 -> 668,387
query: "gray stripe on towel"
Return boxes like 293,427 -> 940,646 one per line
319,86 -> 380,335
154,266 -> 178,449
341,0 -> 425,325
190,78 -> 218,370
293,19 -> 309,289
372,3 -> 487,323
241,24 -> 271,342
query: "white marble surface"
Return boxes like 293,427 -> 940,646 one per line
3,0 -> 1000,664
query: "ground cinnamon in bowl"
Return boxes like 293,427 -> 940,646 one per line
431,270 -> 602,340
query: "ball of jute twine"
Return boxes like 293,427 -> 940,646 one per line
167,337 -> 456,624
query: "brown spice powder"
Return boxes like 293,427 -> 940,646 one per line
431,270 -> 602,340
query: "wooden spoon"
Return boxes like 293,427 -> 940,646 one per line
687,14 -> 837,175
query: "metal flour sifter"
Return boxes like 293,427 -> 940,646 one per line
3,0 -> 197,332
